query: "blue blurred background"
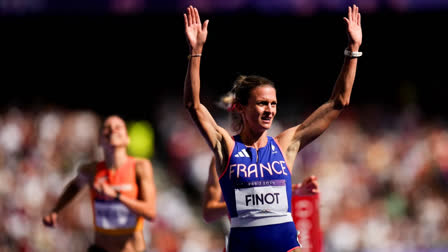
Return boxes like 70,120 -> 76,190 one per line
0,0 -> 447,251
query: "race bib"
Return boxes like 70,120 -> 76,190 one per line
235,180 -> 288,217
94,200 -> 137,229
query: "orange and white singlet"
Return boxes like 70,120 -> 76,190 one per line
91,157 -> 144,235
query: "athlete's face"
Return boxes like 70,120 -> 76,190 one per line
100,116 -> 130,148
241,85 -> 277,132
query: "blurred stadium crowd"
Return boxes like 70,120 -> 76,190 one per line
0,98 -> 446,252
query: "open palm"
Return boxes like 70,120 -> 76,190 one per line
184,6 -> 209,51
292,176 -> 319,196
344,5 -> 362,48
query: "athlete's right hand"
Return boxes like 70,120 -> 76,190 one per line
42,212 -> 58,227
184,6 -> 209,52
292,176 -> 319,196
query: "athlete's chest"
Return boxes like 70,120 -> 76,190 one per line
93,164 -> 139,199
228,141 -> 289,182
94,168 -> 135,186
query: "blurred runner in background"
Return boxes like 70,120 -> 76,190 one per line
43,115 -> 157,252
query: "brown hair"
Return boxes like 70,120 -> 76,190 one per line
218,75 -> 275,132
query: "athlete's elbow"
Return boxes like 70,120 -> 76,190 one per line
332,97 -> 350,110
184,100 -> 194,110
202,204 -> 217,223
184,100 -> 201,114
202,210 -> 216,223
143,208 -> 157,221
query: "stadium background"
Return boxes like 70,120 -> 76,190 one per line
0,0 -> 447,251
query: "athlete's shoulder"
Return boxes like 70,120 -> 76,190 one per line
133,158 -> 153,175
133,157 -> 152,166
75,161 -> 98,185
232,135 -> 245,147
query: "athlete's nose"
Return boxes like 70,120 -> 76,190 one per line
266,104 -> 275,113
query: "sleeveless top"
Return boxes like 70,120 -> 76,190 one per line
219,135 -> 293,228
91,157 -> 144,235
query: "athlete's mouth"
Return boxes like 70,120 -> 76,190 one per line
261,116 -> 272,122
105,133 -> 120,141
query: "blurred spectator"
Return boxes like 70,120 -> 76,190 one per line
0,103 -> 447,251
0,106 -> 223,252
155,98 -> 448,252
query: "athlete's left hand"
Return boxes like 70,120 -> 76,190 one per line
344,4 -> 362,51
94,181 -> 118,200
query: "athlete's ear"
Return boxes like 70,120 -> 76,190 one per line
235,103 -> 244,113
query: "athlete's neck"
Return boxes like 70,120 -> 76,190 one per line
239,128 -> 268,149
104,147 -> 129,170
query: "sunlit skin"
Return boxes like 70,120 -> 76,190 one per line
184,4 -> 362,251
95,116 -> 130,197
100,116 -> 130,150
43,115 -> 157,252
239,86 -> 277,135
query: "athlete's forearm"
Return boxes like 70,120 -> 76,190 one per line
119,195 -> 156,221
329,56 -> 358,109
51,180 -> 83,213
184,48 -> 203,110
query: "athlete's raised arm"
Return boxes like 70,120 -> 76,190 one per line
276,4 -> 363,169
183,6 -> 234,169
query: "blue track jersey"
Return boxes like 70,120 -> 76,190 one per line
219,135 -> 293,228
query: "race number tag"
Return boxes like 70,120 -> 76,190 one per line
235,180 -> 288,217
94,200 -> 137,229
